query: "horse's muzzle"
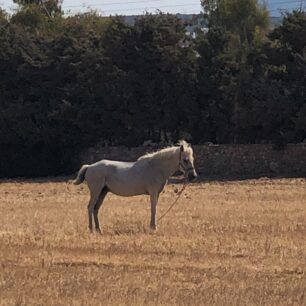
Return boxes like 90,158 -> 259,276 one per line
188,172 -> 197,182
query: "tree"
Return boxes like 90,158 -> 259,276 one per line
232,11 -> 306,145
0,8 -> 111,177
201,0 -> 269,44
195,0 -> 271,144
195,26 -> 240,143
13,0 -> 62,14
102,13 -> 197,144
132,13 -> 197,143
269,10 -> 306,54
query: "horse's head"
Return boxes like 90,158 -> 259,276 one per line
178,140 -> 197,182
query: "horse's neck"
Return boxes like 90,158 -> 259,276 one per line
154,147 -> 180,180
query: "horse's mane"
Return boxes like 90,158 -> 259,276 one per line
137,140 -> 190,162
137,146 -> 179,162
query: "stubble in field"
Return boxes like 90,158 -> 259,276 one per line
0,178 -> 305,305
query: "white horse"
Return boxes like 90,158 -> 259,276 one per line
73,140 -> 197,233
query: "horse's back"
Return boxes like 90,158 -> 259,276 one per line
85,160 -> 133,177
93,159 -> 135,171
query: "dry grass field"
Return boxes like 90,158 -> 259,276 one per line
0,177 -> 305,305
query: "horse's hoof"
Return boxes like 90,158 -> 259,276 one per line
95,228 -> 102,235
150,225 -> 157,231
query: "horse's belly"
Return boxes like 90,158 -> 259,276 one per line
108,184 -> 147,197
111,189 -> 147,197
106,177 -> 147,197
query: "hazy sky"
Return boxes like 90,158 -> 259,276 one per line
0,0 -> 304,16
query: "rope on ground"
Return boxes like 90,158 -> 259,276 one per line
157,180 -> 188,222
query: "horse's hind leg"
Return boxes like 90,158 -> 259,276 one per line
93,187 -> 109,234
87,196 -> 98,233
87,179 -> 105,233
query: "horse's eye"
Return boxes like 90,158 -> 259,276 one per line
184,159 -> 188,164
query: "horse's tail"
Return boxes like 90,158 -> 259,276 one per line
73,164 -> 89,185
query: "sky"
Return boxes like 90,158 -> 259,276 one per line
0,0 -> 305,16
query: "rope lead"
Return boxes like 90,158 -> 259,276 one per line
157,180 -> 188,222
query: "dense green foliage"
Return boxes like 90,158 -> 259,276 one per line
0,1 -> 305,177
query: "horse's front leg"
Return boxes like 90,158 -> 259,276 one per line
150,193 -> 158,230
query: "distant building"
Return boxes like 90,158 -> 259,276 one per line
122,13 -> 208,37
177,13 -> 208,36
121,13 -> 280,36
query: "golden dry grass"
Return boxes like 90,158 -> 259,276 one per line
0,177 -> 305,305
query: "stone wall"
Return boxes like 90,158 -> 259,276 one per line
82,143 -> 306,178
